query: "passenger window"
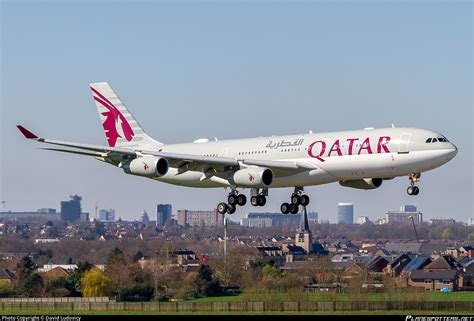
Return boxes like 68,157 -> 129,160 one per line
432,138 -> 438,143
426,138 -> 432,143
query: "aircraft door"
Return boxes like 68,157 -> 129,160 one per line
221,147 -> 229,157
398,133 -> 411,154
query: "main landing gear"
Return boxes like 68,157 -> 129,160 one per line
250,188 -> 267,207
407,173 -> 421,196
217,190 -> 247,215
281,187 -> 310,214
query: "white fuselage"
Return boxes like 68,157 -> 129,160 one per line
153,127 -> 457,188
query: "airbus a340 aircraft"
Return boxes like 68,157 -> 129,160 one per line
17,83 -> 458,215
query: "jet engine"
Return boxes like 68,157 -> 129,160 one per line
122,156 -> 169,177
231,167 -> 273,188
339,178 -> 383,190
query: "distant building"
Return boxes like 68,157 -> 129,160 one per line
357,216 -> 370,224
308,211 -> 318,221
401,205 -> 417,212
177,209 -> 223,227
157,204 -> 172,226
338,203 -> 353,224
0,209 -> 58,221
38,208 -> 57,214
140,210 -> 150,224
240,217 -> 273,228
80,212 -> 90,222
99,209 -> 115,222
240,212 -> 300,228
385,208 -> 423,224
467,218 -> 474,226
60,195 -> 82,223
374,218 -> 386,225
34,238 -> 60,244
429,218 -> 456,225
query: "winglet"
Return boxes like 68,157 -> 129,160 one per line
17,125 -> 39,139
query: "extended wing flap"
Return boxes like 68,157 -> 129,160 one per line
39,148 -> 104,158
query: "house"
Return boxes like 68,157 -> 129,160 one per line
457,256 -> 472,268
386,253 -> 413,276
342,263 -> 365,279
172,250 -> 199,266
423,255 -> 458,271
374,249 -> 391,257
444,247 -> 460,258
459,246 -> 474,258
40,266 -> 71,282
0,269 -> 15,286
331,254 -> 354,262
401,256 -> 432,276
385,242 -> 451,256
461,260 -> 474,289
409,270 -> 459,291
366,256 -> 389,273
256,246 -> 282,257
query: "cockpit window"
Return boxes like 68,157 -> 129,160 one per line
426,137 -> 449,143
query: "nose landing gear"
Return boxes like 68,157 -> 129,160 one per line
407,173 -> 421,196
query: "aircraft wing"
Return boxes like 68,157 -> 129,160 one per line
17,125 -> 315,177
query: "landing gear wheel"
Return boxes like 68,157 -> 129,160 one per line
257,195 -> 266,206
281,203 -> 290,214
250,196 -> 259,207
227,204 -> 236,214
237,194 -> 247,206
412,186 -> 420,195
291,194 -> 301,205
217,202 -> 228,214
407,186 -> 414,195
289,204 -> 299,214
300,195 -> 310,206
228,194 -> 238,206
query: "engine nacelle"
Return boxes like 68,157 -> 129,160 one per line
231,167 -> 273,188
339,178 -> 383,190
122,156 -> 169,177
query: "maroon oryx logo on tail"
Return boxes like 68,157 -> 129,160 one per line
91,87 -> 134,147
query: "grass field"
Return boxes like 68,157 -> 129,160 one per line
187,291 -> 474,303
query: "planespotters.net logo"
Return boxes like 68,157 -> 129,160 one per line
406,316 -> 474,321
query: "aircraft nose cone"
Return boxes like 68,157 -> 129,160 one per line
447,143 -> 458,160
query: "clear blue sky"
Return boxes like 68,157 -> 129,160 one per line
1,1 -> 472,223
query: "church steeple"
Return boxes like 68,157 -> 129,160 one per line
299,206 -> 311,233
295,206 -> 313,254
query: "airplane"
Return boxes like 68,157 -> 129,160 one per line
17,82 -> 458,215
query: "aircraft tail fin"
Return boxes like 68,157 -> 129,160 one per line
89,82 -> 163,148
